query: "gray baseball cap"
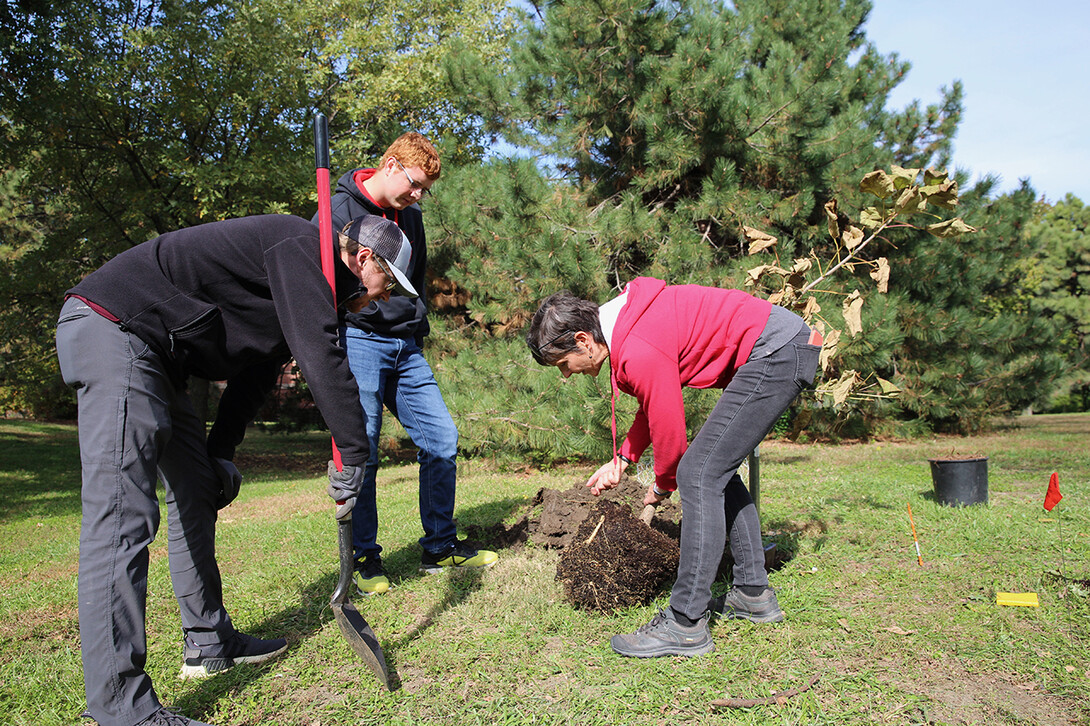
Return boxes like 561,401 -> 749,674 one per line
342,215 -> 418,298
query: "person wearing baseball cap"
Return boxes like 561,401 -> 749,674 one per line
339,214 -> 419,300
56,213 -> 409,726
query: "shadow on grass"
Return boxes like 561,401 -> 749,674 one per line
765,514 -> 830,557
172,495 -> 534,706
0,423 -> 83,522
169,568 -> 402,713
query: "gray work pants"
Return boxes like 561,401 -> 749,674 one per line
56,298 -> 232,726
670,326 -> 820,621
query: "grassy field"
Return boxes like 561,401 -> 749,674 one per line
0,414 -> 1087,725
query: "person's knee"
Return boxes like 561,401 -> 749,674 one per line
676,452 -> 704,488
421,435 -> 458,461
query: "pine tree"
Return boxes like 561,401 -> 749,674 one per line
441,0 -> 1059,443
1023,194 -> 1090,411
891,181 -> 1064,431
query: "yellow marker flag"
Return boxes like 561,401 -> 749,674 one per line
996,592 -> 1039,608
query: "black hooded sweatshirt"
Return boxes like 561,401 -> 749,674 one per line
313,168 -> 429,344
66,214 -> 370,466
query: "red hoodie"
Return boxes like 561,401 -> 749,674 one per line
610,277 -> 772,491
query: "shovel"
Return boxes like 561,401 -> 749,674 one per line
331,510 -> 390,688
314,112 -> 390,689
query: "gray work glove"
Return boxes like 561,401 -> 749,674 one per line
327,460 -> 363,519
212,457 -> 242,509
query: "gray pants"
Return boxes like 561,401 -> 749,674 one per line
56,298 -> 233,726
670,326 -> 820,621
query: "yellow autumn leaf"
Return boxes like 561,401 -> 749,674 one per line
743,226 -> 778,255
842,289 -> 863,337
923,167 -> 950,186
869,257 -> 890,293
843,225 -> 864,251
926,217 -> 977,238
830,370 -> 859,406
819,329 -> 840,372
860,170 -> 896,198
876,376 -> 901,394
824,199 -> 839,240
859,207 -> 884,230
921,177 -> 958,210
890,165 -> 921,189
894,186 -> 925,214
801,295 -> 821,321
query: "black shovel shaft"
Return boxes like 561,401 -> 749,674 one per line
331,515 -> 354,605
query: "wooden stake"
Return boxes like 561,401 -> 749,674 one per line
907,503 -> 923,566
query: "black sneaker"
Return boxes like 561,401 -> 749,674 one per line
713,586 -> 784,623
88,706 -> 212,723
130,706 -> 214,725
82,708 -> 210,726
179,631 -> 288,679
354,555 -> 391,596
419,539 -> 498,575
610,608 -> 714,658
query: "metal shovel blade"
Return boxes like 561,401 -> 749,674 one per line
332,601 -> 389,687
332,514 -> 391,689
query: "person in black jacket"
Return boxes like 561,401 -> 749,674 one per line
313,133 -> 495,595
56,214 -> 416,726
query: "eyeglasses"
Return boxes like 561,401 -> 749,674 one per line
372,255 -> 398,291
392,158 -> 432,198
528,330 -> 573,361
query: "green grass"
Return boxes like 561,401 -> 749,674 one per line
1,415 -> 1088,725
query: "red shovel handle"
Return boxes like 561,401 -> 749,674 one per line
314,112 -> 343,472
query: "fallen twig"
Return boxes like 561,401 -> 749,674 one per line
711,673 -> 820,709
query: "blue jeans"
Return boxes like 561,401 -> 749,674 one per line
669,326 -> 820,621
342,328 -> 459,559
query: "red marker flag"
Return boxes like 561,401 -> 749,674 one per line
1044,472 -> 1063,512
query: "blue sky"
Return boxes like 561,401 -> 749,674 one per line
864,1 -> 1089,203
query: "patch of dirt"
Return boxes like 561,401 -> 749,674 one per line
463,473 -> 682,551
234,450 -> 323,477
877,655 -> 1084,726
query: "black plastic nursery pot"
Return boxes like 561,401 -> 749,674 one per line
929,457 -> 988,506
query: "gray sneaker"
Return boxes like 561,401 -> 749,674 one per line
180,630 -> 288,679
714,587 -> 784,623
610,608 -> 714,658
136,706 -> 214,725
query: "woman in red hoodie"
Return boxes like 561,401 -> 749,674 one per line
527,277 -> 821,658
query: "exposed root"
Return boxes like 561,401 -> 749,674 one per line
711,673 -> 820,709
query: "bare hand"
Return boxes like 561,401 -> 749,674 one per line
643,483 -> 670,507
586,459 -> 624,496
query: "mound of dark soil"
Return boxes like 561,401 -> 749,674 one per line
556,499 -> 680,611
460,472 -> 787,612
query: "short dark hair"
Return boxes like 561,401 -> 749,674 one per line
526,291 -> 605,365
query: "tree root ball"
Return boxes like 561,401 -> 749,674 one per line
556,499 -> 680,612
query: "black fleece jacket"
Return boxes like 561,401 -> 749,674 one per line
313,168 -> 429,343
66,214 -> 370,466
